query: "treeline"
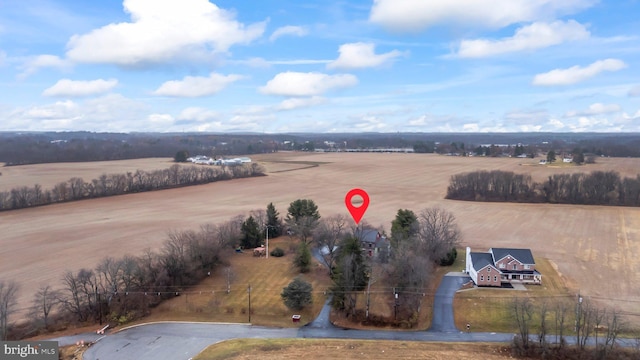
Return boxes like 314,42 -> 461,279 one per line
0,132 -> 282,165
446,170 -> 640,206
0,163 -> 265,211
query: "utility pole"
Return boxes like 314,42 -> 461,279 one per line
393,288 -> 398,320
366,274 -> 372,319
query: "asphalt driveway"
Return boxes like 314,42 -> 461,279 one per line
429,272 -> 471,332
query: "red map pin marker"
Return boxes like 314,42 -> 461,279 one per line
345,188 -> 370,225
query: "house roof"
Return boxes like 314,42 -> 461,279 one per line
470,252 -> 496,271
490,248 -> 535,265
357,229 -> 389,249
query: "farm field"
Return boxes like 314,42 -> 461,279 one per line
1,152 -> 640,324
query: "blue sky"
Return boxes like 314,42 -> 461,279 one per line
1,0 -> 639,133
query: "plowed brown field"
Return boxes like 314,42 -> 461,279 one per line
2,152 -> 640,322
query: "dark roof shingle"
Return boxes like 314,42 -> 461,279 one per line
490,248 -> 535,264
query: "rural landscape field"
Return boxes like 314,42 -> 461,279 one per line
2,152 -> 640,325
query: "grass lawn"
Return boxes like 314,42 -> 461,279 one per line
140,237 -> 333,328
193,338 -> 513,360
453,257 -> 574,333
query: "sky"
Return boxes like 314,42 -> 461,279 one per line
1,0 -> 639,133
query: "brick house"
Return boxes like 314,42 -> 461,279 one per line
465,247 -> 542,287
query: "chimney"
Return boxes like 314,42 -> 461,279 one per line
465,247 -> 471,274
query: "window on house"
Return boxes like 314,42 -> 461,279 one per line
480,275 -> 484,281
499,263 -> 505,269
494,275 -> 497,282
513,264 -> 517,270
487,267 -> 491,272
525,265 -> 530,270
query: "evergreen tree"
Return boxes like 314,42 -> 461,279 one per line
241,216 -> 262,249
547,150 -> 556,163
286,199 -> 320,223
294,242 -> 312,273
390,209 -> 418,249
281,277 -> 313,310
573,148 -> 585,165
266,202 -> 282,238
286,199 -> 320,244
174,150 -> 189,162
331,236 -> 368,315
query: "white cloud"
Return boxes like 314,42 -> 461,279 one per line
148,113 -> 174,126
348,114 -> 389,131
153,73 -> 243,97
565,103 -> 621,117
327,42 -> 404,70
457,20 -> 589,58
22,100 -> 78,120
18,54 -> 72,78
269,25 -> 308,42
369,0 -> 594,32
43,78 -> 118,97
276,96 -> 327,111
629,85 -> 640,97
177,107 -> 220,122
66,0 -> 265,66
3,94 -> 150,131
260,72 -> 358,97
462,123 -> 480,132
533,59 -> 627,86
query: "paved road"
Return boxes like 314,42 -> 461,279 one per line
83,323 -> 297,360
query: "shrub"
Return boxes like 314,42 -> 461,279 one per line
270,247 -> 285,257
439,247 -> 457,266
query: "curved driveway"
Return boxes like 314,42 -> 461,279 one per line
429,273 -> 470,332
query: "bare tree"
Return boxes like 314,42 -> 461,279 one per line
161,230 -> 193,286
575,297 -> 594,351
96,257 -> 122,296
537,301 -> 549,351
314,214 -> 348,274
603,309 -> 622,355
215,216 -> 244,249
553,300 -> 569,348
387,245 -> 430,320
224,266 -> 235,294
416,207 -> 461,262
0,280 -> 19,340
288,215 -> 319,245
29,285 -> 60,329
512,297 -> 533,352
59,269 -> 98,322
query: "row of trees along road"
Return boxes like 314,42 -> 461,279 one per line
510,296 -> 628,359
